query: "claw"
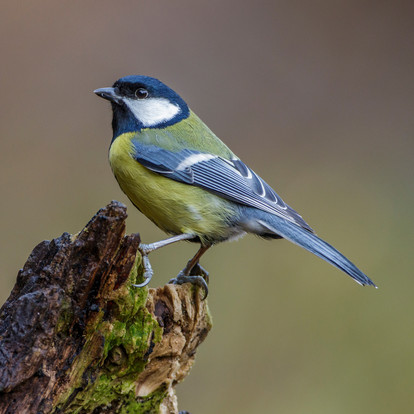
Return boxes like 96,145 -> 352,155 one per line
190,263 -> 209,285
169,272 -> 209,300
131,238 -> 210,297
132,245 -> 154,288
132,278 -> 151,288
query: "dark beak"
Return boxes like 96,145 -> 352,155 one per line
94,87 -> 122,104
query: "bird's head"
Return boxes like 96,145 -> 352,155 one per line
94,75 -> 190,137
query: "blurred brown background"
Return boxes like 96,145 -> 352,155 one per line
1,1 -> 413,413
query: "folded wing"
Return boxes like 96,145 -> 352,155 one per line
132,140 -> 313,232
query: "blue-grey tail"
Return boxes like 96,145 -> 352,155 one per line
252,212 -> 377,288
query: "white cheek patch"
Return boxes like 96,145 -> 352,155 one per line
124,97 -> 181,127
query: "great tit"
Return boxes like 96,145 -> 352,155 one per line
94,75 -> 376,297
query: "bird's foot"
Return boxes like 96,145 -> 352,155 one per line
190,262 -> 209,285
169,267 -> 209,300
132,244 -> 154,288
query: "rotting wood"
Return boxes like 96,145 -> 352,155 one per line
0,201 -> 211,414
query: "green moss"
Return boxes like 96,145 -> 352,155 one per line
128,387 -> 169,414
54,251 -> 165,414
55,297 -> 75,335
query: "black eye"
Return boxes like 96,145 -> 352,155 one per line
135,88 -> 148,99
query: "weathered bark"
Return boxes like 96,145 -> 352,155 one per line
0,201 -> 211,413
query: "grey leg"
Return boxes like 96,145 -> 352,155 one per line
169,245 -> 211,299
133,233 -> 196,288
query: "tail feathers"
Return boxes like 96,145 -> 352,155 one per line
257,218 -> 377,288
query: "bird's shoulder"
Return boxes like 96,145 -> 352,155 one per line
131,110 -> 235,159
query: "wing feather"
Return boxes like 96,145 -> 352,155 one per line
131,140 -> 313,232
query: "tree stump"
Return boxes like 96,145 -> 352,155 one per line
0,201 -> 211,413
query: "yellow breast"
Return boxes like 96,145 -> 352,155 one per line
108,133 -> 235,243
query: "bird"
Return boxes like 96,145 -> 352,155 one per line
94,75 -> 376,298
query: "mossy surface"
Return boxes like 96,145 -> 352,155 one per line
54,253 -> 164,414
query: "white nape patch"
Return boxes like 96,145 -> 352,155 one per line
124,97 -> 180,127
177,153 -> 216,170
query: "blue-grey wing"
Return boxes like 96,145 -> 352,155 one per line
131,140 -> 313,232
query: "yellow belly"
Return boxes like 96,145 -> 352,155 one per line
109,133 -> 235,243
